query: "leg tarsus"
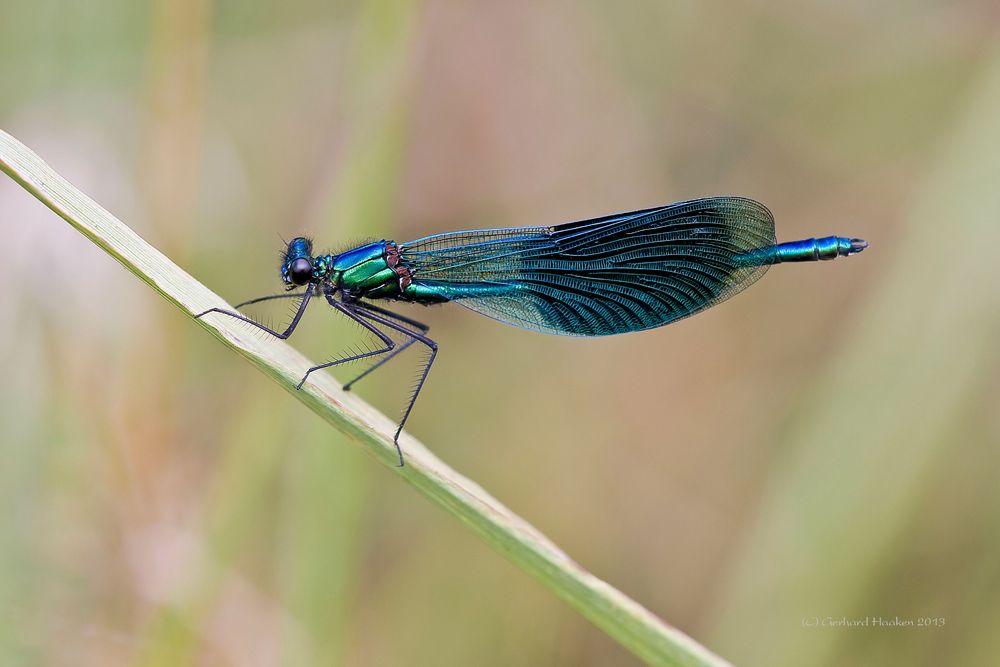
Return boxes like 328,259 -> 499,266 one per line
393,437 -> 405,467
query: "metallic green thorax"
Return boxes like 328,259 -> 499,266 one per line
284,239 -> 451,302
321,242 -> 394,298
322,241 -> 454,303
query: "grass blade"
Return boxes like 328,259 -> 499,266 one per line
0,128 -> 731,667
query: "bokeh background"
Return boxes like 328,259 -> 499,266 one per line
2,1 -> 999,665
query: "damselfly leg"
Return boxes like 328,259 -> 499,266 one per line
294,296 -> 397,390
195,290 -> 312,339
342,303 -> 430,391
197,294 -> 428,466
351,303 -> 438,463
233,291 -> 308,310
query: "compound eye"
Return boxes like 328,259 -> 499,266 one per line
289,257 -> 312,285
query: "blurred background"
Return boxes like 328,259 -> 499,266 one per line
2,1 -> 999,665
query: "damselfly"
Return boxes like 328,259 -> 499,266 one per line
198,196 -> 867,465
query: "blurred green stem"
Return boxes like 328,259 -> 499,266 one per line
0,129 -> 730,667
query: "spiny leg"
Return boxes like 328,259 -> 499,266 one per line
196,289 -> 312,339
342,303 -> 430,391
294,296 -> 398,390
358,302 -> 430,332
353,304 -> 437,467
234,290 -> 307,310
343,338 -> 418,390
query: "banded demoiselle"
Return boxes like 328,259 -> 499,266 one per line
199,196 -> 867,465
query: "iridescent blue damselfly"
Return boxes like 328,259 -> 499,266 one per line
198,196 -> 867,465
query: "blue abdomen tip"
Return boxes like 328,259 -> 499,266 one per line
740,236 -> 868,266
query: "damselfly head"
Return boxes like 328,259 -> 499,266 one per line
281,237 -> 314,287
